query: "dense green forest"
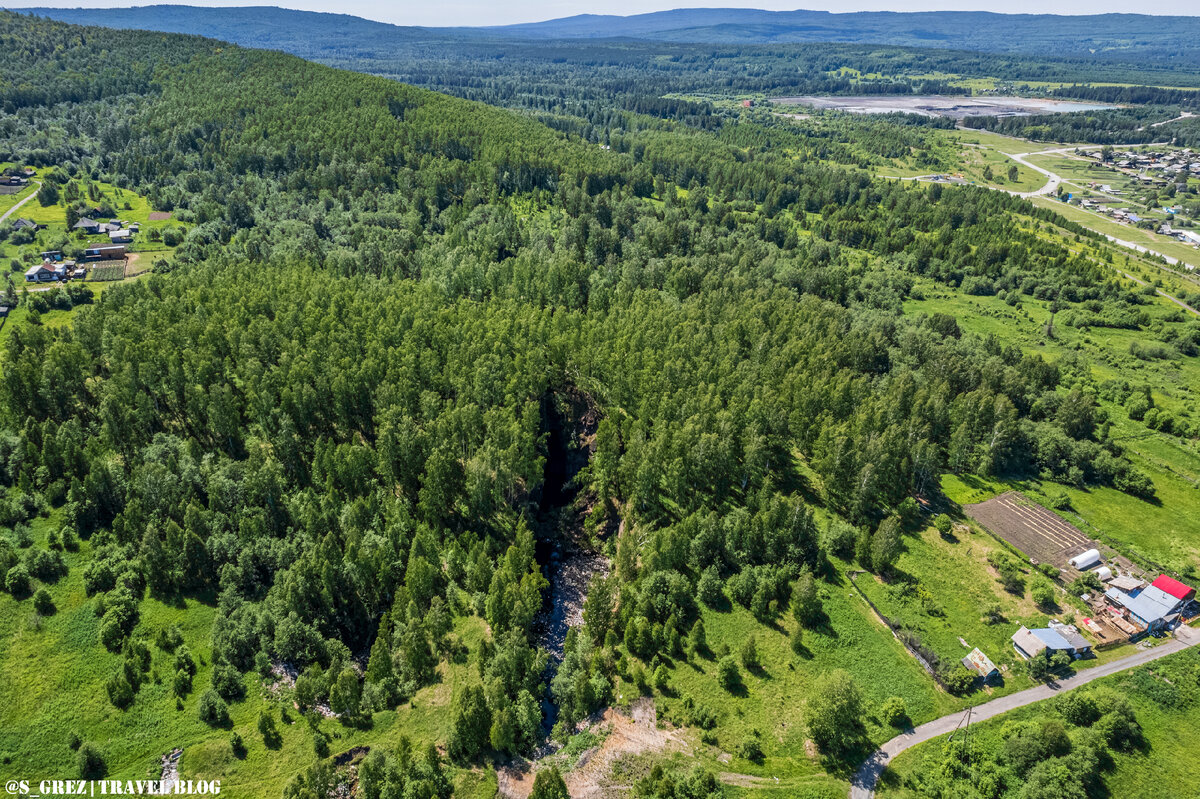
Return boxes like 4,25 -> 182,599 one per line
28,6 -> 1200,74
963,107 -> 1200,147
1,9 -> 1199,798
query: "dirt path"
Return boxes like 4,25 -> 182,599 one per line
0,182 -> 39,225
849,625 -> 1200,799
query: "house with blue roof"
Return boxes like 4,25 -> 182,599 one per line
1105,582 -> 1187,633
1011,624 -> 1092,660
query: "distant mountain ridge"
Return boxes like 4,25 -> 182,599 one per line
486,8 -> 1200,60
14,5 -> 1200,64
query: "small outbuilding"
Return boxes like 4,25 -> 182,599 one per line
1069,549 -> 1102,570
83,244 -> 126,260
961,647 -> 1000,680
1108,575 -> 1144,593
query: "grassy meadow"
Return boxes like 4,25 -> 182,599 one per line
0,510 -> 496,798
877,644 -> 1200,799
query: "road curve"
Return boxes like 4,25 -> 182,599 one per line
0,181 -> 40,225
849,625 -> 1200,799
1003,149 -> 1062,198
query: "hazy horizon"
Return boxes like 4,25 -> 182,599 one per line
2,1 -> 1195,28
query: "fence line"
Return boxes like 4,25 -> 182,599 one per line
846,570 -> 948,691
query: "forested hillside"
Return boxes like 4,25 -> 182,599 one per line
1,10 -> 1198,799
23,6 -> 1200,107
27,6 -> 1200,67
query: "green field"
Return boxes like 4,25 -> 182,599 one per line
1030,195 -> 1200,270
878,644 -> 1200,799
649,567 -> 958,795
0,514 -> 495,799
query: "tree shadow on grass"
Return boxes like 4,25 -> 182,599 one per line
722,680 -> 750,699
744,662 -> 772,681
820,734 -> 876,779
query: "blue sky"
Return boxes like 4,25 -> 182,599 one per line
4,1 -> 1190,27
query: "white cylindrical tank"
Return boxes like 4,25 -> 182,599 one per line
1096,566 -> 1113,582
1070,549 -> 1101,570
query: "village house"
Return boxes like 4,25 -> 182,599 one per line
1011,624 -> 1092,660
10,218 -> 38,231
73,217 -> 101,234
1103,574 -> 1195,634
24,262 -> 57,283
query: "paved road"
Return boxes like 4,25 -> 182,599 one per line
1140,111 -> 1195,131
979,146 -> 1198,273
1003,148 -> 1066,198
0,182 -> 40,225
849,625 -> 1200,799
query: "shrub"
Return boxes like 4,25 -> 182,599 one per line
1031,580 -> 1057,609
803,670 -> 865,757
716,656 -> 740,693
5,563 -> 31,598
653,664 -> 670,693
230,732 -> 246,758
980,604 -> 1005,625
76,743 -> 106,779
942,665 -> 976,696
738,736 -> 764,763
198,689 -> 229,726
156,625 -> 184,652
997,563 -> 1025,595
879,696 -> 908,727
739,636 -> 759,670
791,571 -> 822,628
933,514 -> 953,537
212,662 -> 245,701
173,669 -> 193,697
1054,691 -> 1100,727
32,587 -> 54,615
106,673 -> 135,709
530,767 -> 569,799
822,518 -> 858,560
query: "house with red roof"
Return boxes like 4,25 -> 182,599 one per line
1151,575 -> 1196,603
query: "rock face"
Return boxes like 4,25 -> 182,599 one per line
538,547 -> 610,663
533,387 -> 612,731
